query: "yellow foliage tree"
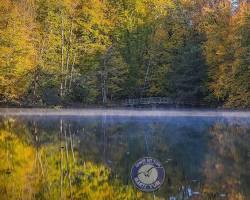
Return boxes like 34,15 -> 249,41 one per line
0,0 -> 37,103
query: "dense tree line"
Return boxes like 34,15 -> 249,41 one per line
0,0 -> 249,108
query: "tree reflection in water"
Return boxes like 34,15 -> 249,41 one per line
202,121 -> 250,200
0,118 -> 151,200
0,116 -> 249,200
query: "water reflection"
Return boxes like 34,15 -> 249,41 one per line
0,116 -> 249,200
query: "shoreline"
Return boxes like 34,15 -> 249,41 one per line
0,108 -> 250,117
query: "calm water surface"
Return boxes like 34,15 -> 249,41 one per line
0,109 -> 250,200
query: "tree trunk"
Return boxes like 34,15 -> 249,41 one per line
102,60 -> 108,104
101,45 -> 113,105
64,21 -> 74,93
60,12 -> 65,98
69,53 -> 76,91
33,68 -> 39,103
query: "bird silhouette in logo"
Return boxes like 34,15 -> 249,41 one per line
137,166 -> 156,177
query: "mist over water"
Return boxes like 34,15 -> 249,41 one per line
1,108 -> 250,118
0,109 -> 250,199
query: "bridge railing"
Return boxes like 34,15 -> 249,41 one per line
123,97 -> 174,106
122,97 -> 208,107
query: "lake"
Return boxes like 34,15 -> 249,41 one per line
0,109 -> 250,200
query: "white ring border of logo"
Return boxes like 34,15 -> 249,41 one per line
130,157 -> 165,192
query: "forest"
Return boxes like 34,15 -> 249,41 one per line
0,0 -> 249,108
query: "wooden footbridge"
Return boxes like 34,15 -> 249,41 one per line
122,97 -> 176,106
122,97 -> 204,107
